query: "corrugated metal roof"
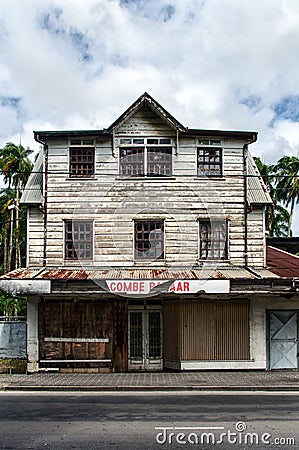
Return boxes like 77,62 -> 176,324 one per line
267,246 -> 299,277
247,154 -> 272,205
20,151 -> 43,205
0,266 -> 277,281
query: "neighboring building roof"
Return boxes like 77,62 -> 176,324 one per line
247,154 -> 272,205
267,237 -> 299,255
20,151 -> 43,205
266,246 -> 299,277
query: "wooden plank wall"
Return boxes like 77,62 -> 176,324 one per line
27,207 -> 44,267
27,106 -> 266,269
246,207 -> 265,267
38,300 -> 128,371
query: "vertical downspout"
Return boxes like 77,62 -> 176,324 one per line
243,143 -> 249,268
43,143 -> 48,267
175,129 -> 179,156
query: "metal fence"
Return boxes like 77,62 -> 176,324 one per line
0,316 -> 26,359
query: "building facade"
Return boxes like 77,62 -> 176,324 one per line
1,93 -> 299,372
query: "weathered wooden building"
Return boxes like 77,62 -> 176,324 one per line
1,93 -> 299,372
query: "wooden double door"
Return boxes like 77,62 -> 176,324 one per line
128,306 -> 163,371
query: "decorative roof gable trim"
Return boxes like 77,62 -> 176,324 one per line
106,92 -> 186,133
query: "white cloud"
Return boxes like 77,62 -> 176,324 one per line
1,0 -> 299,233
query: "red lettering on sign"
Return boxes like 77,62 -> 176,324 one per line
140,282 -> 145,292
184,281 -> 190,292
169,283 -> 175,292
123,281 -> 131,291
149,281 -> 156,291
110,282 -> 116,292
176,282 -> 183,292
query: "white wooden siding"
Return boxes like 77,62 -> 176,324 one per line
27,207 -> 44,267
27,111 -> 265,268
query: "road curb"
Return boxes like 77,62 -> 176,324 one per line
2,385 -> 299,392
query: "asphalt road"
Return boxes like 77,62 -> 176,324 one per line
0,391 -> 298,449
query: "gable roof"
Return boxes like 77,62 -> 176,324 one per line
106,92 -> 186,133
34,93 -> 258,142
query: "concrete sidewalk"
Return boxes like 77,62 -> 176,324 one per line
1,371 -> 299,391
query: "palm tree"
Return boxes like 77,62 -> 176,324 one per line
0,188 -> 15,273
254,157 -> 290,237
0,143 -> 33,272
273,155 -> 299,237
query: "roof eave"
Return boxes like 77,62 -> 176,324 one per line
34,130 -> 108,143
183,129 -> 258,141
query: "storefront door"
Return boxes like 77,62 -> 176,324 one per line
269,310 -> 299,369
128,307 -> 163,371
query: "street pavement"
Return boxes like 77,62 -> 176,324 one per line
0,391 -> 298,449
1,370 -> 299,391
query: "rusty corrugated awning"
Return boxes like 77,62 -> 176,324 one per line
0,266 -> 278,281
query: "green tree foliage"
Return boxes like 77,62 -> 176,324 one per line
0,292 -> 26,317
254,157 -> 290,237
0,142 -> 33,274
273,155 -> 299,237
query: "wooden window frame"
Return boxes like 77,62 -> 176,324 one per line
197,147 -> 222,177
69,146 -> 95,178
65,220 -> 93,260
147,147 -> 172,177
134,220 -> 164,260
119,147 -> 145,177
119,140 -> 173,177
199,220 -> 228,260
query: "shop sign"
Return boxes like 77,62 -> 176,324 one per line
106,279 -> 229,295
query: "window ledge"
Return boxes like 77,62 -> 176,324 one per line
195,176 -> 226,180
65,177 -> 98,181
197,259 -> 230,265
133,260 -> 166,266
116,176 -> 176,181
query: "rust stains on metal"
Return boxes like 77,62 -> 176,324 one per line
1,263 -> 282,281
267,246 -> 299,277
0,268 -> 36,279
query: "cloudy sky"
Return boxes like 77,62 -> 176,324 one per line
0,0 -> 299,232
